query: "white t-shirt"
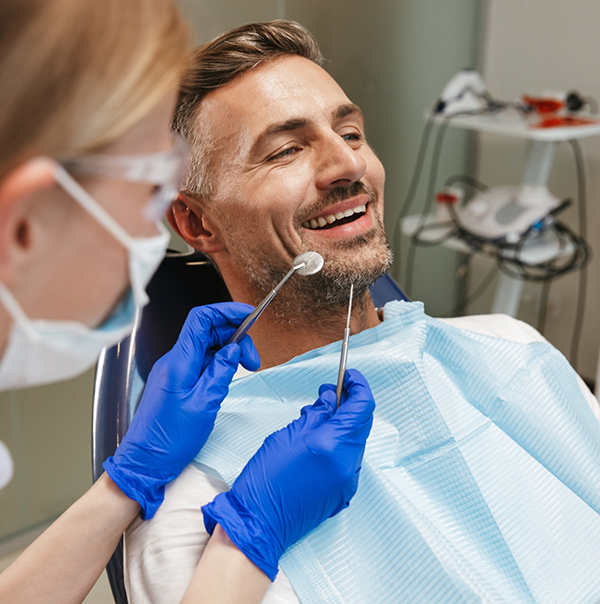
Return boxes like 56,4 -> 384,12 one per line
125,314 -> 600,604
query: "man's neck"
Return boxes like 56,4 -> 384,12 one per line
246,291 -> 381,370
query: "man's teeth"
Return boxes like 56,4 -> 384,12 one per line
303,204 -> 367,230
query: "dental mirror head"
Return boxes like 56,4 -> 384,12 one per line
293,251 -> 324,276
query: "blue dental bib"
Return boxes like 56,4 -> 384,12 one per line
195,301 -> 600,603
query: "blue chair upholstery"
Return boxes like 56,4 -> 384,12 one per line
91,249 -> 407,604
369,273 -> 409,308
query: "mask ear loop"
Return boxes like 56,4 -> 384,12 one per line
0,282 -> 39,340
53,163 -> 138,254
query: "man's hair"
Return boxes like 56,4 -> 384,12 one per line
173,20 -> 324,199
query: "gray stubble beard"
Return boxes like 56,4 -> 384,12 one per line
237,212 -> 393,328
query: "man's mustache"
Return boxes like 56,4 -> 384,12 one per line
294,182 -> 376,228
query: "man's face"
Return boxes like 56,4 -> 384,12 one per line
196,55 -> 391,312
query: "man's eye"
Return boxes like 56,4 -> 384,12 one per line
267,147 -> 299,161
342,132 -> 362,142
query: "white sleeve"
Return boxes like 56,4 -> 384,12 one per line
125,463 -> 300,604
438,314 -> 600,422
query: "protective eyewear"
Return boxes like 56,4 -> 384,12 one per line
61,135 -> 189,222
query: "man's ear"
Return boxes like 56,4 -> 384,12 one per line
167,194 -> 225,254
0,158 -> 56,284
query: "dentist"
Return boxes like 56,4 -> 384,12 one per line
0,2 -> 375,603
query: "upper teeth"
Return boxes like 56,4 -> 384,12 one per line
302,204 -> 367,229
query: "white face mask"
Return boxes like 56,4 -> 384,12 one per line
0,141 -> 183,390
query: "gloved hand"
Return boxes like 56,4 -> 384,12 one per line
103,302 -> 260,519
202,368 -> 375,580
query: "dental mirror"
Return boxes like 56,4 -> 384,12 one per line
293,251 -> 324,276
227,251 -> 324,345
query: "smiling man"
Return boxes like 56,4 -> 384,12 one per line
125,21 -> 600,604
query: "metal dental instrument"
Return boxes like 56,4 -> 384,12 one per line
226,251 -> 324,345
336,282 -> 354,408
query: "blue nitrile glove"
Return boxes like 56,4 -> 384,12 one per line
103,302 -> 260,519
202,368 -> 375,580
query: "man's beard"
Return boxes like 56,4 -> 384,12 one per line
233,183 -> 393,324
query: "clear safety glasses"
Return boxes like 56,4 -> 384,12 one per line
61,135 -> 189,222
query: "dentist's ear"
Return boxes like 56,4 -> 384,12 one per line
167,193 -> 225,254
0,158 -> 56,284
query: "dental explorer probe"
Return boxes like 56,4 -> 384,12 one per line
336,282 -> 354,408
226,251 -> 324,345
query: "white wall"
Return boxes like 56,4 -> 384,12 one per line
468,0 -> 600,382
0,370 -> 95,541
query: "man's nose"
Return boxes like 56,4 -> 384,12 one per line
315,134 -> 367,189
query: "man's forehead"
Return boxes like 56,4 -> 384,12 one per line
197,56 -> 358,151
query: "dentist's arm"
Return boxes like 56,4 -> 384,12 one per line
182,369 -> 376,604
0,303 -> 260,604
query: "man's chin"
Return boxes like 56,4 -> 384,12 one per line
287,233 -> 393,308
241,218 -> 392,315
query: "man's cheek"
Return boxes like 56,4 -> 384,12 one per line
365,154 -> 386,190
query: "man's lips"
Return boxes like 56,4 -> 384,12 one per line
301,196 -> 370,231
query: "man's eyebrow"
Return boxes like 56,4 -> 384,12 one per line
249,105 -> 364,159
333,103 -> 363,120
251,118 -> 309,157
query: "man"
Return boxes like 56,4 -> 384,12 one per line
169,21 -> 391,372
126,21 -> 600,604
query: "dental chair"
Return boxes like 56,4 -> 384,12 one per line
91,248 -> 407,604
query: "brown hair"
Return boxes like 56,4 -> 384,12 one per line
0,0 -> 191,180
173,20 -> 324,199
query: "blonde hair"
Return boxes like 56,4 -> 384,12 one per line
0,0 -> 191,180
